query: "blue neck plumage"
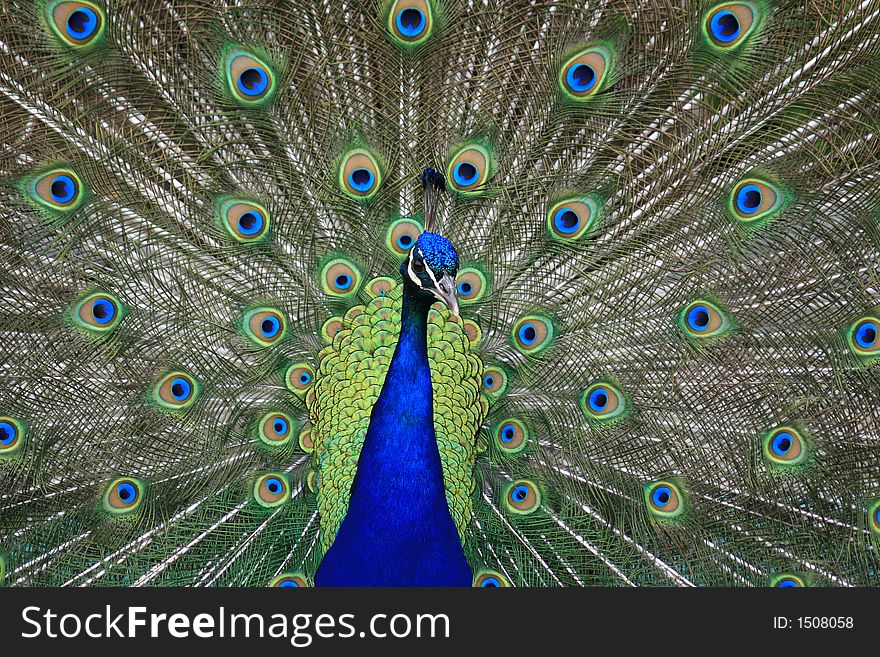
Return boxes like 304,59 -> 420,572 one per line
314,283 -> 472,586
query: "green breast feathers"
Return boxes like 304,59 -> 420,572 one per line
305,278 -> 488,551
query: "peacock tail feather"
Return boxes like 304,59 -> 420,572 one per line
0,0 -> 879,587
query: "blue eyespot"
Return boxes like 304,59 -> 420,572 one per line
348,168 -> 375,193
457,281 -> 473,296
91,297 -> 116,324
278,579 -> 299,587
511,484 -> 529,502
588,388 -> 609,412
170,377 -> 191,401
260,316 -> 280,338
518,323 -> 537,345
480,577 -> 501,587
0,421 -> 15,445
237,67 -> 269,97
687,305 -> 711,332
565,63 -> 596,93
395,8 -> 426,37
771,432 -> 793,456
553,208 -> 581,234
483,374 -> 495,388
453,162 -> 479,187
299,372 -> 311,385
265,477 -> 283,495
500,424 -> 515,443
237,210 -> 264,236
117,482 -> 137,503
855,321 -> 877,349
273,418 -> 289,436
710,10 -> 741,43
776,578 -> 799,588
334,274 -> 352,290
735,183 -> 762,214
397,234 -> 414,250
66,8 -> 98,39
50,175 -> 76,204
651,486 -> 672,508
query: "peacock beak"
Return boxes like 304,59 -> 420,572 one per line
433,273 -> 460,317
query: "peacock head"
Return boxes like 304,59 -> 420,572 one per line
402,231 -> 460,316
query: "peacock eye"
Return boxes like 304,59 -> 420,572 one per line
388,0 -> 433,46
152,371 -> 199,410
72,291 -> 125,334
679,299 -> 732,340
504,480 -> 540,514
285,363 -> 315,397
28,168 -> 85,212
558,46 -> 612,100
763,426 -> 810,468
48,1 -> 105,48
242,308 -> 287,347
226,51 -> 276,104
730,178 -> 784,223
270,573 -> 309,587
511,315 -> 555,356
705,3 -> 760,50
547,197 -> 600,241
494,419 -> 528,453
848,314 -> 880,357
254,473 -> 290,507
455,267 -> 487,303
219,199 -> 270,243
772,574 -> 805,588
481,366 -> 508,398
259,412 -> 294,446
339,148 -> 383,200
103,477 -> 145,515
321,259 -> 362,297
580,381 -> 627,422
473,570 -> 509,587
644,480 -> 685,519
0,417 -> 26,456
446,143 -> 493,194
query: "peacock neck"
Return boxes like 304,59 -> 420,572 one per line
314,284 -> 472,586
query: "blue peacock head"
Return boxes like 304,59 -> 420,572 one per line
400,168 -> 460,314
402,231 -> 460,315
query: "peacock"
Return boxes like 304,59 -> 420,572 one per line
0,0 -> 879,588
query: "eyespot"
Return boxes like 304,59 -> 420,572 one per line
47,2 -> 105,48
763,426 -> 810,468
504,480 -> 540,514
473,570 -> 509,587
481,366 -> 508,399
72,291 -> 124,334
28,168 -> 85,212
494,419 -> 528,454
152,371 -> 199,410
242,307 -> 287,347
579,382 -> 627,421
386,218 -> 423,256
730,178 -> 783,223
704,3 -> 760,49
254,473 -> 290,507
285,363 -> 315,396
848,315 -> 880,356
511,315 -> 554,356
298,423 -> 314,454
366,276 -> 396,298
226,51 -> 276,104
455,268 -> 487,303
259,412 -> 294,446
558,46 -> 613,100
320,316 -> 344,343
771,574 -> 805,588
462,319 -> 482,347
218,199 -> 270,243
388,0 -> 433,45
0,417 -> 26,457
679,300 -> 732,339
339,148 -> 383,200
321,259 -> 362,297
547,197 -> 600,241
102,477 -> 145,515
269,573 -> 309,587
446,144 -> 492,194
868,499 -> 880,535
644,480 -> 685,520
